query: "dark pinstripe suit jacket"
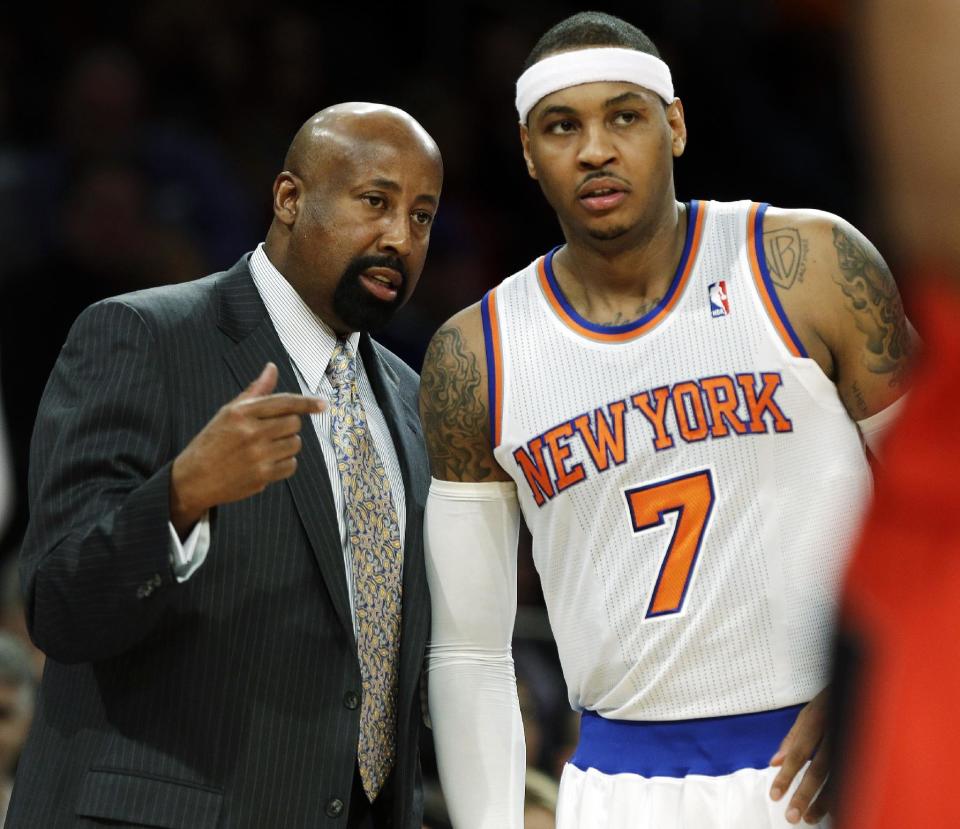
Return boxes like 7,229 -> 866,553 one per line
6,256 -> 431,828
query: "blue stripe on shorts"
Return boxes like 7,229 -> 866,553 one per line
570,704 -> 805,778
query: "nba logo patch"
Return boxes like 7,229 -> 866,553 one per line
709,281 -> 730,317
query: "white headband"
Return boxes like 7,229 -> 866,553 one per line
515,47 -> 675,123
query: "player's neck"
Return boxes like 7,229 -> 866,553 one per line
552,201 -> 688,326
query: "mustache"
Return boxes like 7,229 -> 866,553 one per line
344,254 -> 408,287
577,170 -> 631,189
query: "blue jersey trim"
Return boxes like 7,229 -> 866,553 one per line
570,704 -> 805,778
753,203 -> 808,358
543,200 -> 700,336
480,290 -> 498,449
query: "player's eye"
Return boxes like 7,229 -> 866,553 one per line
362,194 -> 386,208
412,210 -> 434,227
613,111 -> 640,126
548,119 -> 577,135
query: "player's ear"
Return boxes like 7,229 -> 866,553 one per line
667,98 -> 687,158
519,123 -> 538,180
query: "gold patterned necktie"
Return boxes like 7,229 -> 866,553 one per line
326,338 -> 403,801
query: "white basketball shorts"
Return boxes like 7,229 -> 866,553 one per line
556,705 -> 830,829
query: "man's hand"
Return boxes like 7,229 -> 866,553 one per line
769,687 -> 831,825
170,362 -> 325,535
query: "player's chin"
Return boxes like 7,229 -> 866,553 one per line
586,223 -> 632,241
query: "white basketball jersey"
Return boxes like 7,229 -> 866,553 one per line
483,200 -> 871,721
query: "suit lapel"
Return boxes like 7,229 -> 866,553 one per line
217,260 -> 356,645
358,335 -> 429,693
357,335 -> 424,502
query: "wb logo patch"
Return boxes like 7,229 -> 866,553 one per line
709,281 -> 730,317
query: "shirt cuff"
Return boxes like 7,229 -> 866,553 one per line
167,512 -> 211,583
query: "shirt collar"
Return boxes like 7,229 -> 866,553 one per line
249,243 -> 361,393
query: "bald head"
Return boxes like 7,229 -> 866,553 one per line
283,102 -> 441,183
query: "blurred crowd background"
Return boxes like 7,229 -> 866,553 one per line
0,1 -> 898,825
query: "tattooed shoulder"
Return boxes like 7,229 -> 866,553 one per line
419,322 -> 495,481
763,226 -> 808,289
830,224 -> 912,387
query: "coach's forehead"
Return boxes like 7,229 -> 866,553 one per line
286,103 -> 441,183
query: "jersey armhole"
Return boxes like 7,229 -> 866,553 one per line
747,202 -> 809,359
480,288 -> 504,449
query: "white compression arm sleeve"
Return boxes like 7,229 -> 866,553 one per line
425,478 -> 525,829
857,394 -> 907,459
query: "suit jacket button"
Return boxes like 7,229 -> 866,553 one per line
325,797 -> 344,818
136,574 -> 162,599
343,691 -> 359,710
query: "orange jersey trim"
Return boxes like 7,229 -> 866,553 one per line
537,200 -> 707,344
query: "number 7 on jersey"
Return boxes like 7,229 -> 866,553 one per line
624,470 -> 716,619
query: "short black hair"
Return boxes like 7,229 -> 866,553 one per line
523,11 -> 660,72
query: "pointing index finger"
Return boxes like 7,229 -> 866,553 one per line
242,393 -> 326,418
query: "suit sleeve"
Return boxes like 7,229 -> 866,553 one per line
21,299 -> 184,664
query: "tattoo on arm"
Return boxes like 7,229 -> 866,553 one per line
419,326 -> 493,480
849,381 -> 870,420
831,226 -> 911,387
763,227 -> 808,289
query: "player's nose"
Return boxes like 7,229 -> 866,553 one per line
576,123 -> 618,169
